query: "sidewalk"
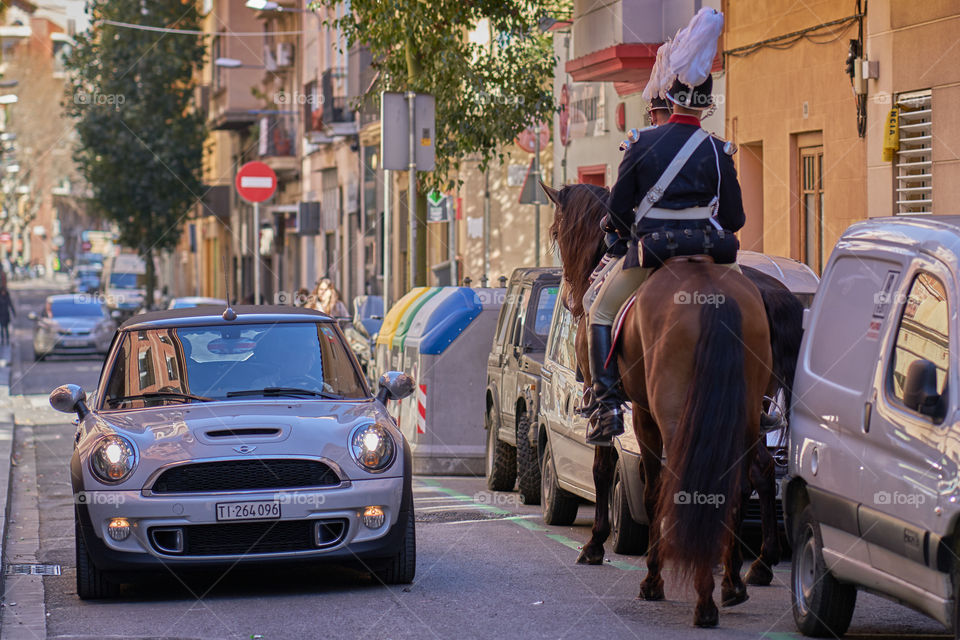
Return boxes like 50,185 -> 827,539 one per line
0,342 -> 14,600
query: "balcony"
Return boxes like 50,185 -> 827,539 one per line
305,67 -> 355,139
258,114 -> 298,176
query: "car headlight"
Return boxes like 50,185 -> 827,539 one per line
90,435 -> 137,484
349,423 -> 396,473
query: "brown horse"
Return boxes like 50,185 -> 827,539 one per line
545,182 -> 775,627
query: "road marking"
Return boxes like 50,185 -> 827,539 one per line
415,478 -> 645,570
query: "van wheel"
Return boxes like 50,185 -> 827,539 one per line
540,439 -> 578,526
485,409 -> 516,491
791,504 -> 856,637
516,414 -> 541,505
75,517 -> 120,599
609,460 -> 648,555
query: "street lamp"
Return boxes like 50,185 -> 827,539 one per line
0,95 -> 18,105
214,57 -> 264,69
0,80 -> 17,89
245,0 -> 317,14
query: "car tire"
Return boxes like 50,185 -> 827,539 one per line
75,517 -> 120,600
516,413 -> 541,505
791,503 -> 856,637
34,350 -> 45,362
540,439 -> 579,526
485,409 -> 516,492
374,509 -> 416,585
609,460 -> 648,556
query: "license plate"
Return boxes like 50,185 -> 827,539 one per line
216,500 -> 281,521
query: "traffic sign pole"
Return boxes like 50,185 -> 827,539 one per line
253,202 -> 260,305
235,161 -> 277,306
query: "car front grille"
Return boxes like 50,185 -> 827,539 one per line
743,496 -> 784,525
149,459 -> 340,494
149,519 -> 348,556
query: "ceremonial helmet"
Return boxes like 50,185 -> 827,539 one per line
665,75 -> 713,111
649,96 -> 671,113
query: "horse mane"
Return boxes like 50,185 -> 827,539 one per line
548,183 -> 610,318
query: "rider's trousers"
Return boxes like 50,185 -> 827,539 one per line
587,255 -> 742,326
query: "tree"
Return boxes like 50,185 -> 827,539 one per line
312,0 -> 567,285
64,0 -> 205,308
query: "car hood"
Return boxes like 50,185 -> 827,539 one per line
78,399 -> 402,488
52,316 -> 105,332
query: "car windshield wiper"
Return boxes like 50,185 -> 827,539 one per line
225,387 -> 342,399
107,391 -> 213,407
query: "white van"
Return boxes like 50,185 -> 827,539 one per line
101,253 -> 150,319
786,216 -> 960,637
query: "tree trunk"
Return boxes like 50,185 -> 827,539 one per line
405,34 -> 428,287
143,245 -> 155,311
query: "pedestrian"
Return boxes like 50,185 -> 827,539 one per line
0,283 -> 15,346
294,287 -> 311,307
311,278 -> 349,318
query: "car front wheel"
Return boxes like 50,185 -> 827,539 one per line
540,439 -> 579,526
75,516 -> 120,599
374,509 -> 416,585
791,503 -> 856,637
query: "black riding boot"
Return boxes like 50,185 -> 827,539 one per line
585,323 -> 625,446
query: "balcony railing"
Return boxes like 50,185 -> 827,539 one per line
321,68 -> 353,125
259,114 -> 297,158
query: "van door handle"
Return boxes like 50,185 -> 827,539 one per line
863,400 -> 873,434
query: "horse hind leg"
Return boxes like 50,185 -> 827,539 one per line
636,410 -> 665,601
721,467 -> 751,607
693,563 -> 719,627
745,443 -> 779,586
576,446 -> 616,565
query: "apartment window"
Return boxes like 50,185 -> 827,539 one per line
800,145 -> 824,273
896,90 -> 932,214
212,35 -> 223,92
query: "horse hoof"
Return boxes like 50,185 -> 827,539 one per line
693,601 -> 719,627
720,586 -> 749,607
744,560 -> 774,586
575,547 -> 604,565
638,578 -> 665,601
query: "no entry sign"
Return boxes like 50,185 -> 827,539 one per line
235,161 -> 277,203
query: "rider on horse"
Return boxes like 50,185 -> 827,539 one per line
585,39 -> 747,446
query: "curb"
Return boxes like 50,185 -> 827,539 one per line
0,342 -> 14,607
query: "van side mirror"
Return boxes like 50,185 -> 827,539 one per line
376,371 -> 415,404
49,384 -> 90,419
903,359 -> 943,419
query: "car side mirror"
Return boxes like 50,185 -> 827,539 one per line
903,359 -> 943,419
49,384 -> 90,419
376,371 -> 415,404
27,311 -> 38,321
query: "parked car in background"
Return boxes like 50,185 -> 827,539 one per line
344,295 -> 384,383
785,216 -> 960,638
30,294 -> 117,361
49,305 -> 417,599
101,253 -> 152,320
167,297 -> 227,310
73,266 -> 102,294
484,267 -> 561,504
537,252 -> 819,552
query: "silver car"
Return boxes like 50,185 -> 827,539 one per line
49,305 -> 416,599
31,294 -> 116,361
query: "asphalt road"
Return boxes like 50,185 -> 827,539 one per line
0,281 -> 951,639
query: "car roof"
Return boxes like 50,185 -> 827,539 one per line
46,294 -> 102,304
508,266 -> 562,285
841,215 -> 960,257
120,305 -> 333,330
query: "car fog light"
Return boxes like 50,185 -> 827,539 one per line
108,517 -> 131,541
362,506 -> 385,529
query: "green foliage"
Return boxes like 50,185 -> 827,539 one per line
64,0 -> 205,277
312,0 -> 569,190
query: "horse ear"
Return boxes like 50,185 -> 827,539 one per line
539,181 -> 561,206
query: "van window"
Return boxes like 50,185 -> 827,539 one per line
533,286 -> 559,337
888,271 -> 949,408
547,303 -> 579,372
808,256 -> 904,392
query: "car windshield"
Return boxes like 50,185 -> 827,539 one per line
50,301 -> 106,318
110,273 -> 147,289
102,321 -> 367,409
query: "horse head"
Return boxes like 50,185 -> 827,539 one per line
540,181 -> 610,318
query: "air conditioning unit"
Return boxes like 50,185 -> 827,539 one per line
275,43 -> 294,68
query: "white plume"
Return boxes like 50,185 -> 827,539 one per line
642,40 -> 674,101
668,8 -> 724,88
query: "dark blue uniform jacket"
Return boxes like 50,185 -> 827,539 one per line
607,119 -> 746,241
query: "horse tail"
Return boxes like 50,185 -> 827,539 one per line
657,296 -> 747,580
